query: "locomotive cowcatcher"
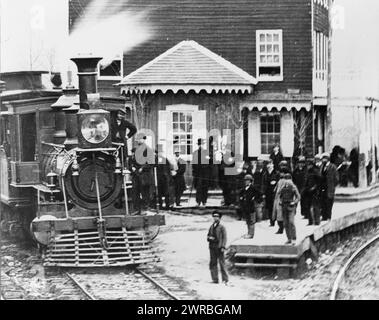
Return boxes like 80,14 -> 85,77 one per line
0,56 -> 165,267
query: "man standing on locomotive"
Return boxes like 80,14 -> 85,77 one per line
111,108 -> 137,159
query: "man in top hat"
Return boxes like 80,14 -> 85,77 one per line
207,211 -> 228,284
172,147 -> 187,206
192,138 -> 210,207
111,108 -> 137,159
293,156 -> 308,219
238,174 -> 262,239
320,152 -> 338,221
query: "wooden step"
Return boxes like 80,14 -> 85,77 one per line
234,253 -> 299,260
234,262 -> 297,269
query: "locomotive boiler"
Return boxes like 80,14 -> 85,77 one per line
0,56 -> 165,267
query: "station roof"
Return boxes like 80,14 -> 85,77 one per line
118,40 -> 257,95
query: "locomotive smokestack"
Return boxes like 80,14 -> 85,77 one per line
70,56 -> 102,109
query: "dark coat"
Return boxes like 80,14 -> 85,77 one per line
270,152 -> 284,171
156,155 -> 172,191
130,144 -> 154,187
293,166 -> 308,194
111,118 -> 137,144
207,222 -> 227,249
173,156 -> 186,192
264,169 -> 280,200
304,165 -> 322,198
321,162 -> 339,198
192,147 -> 211,188
238,184 -> 262,216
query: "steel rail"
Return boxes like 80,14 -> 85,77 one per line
136,267 -> 180,300
65,272 -> 96,300
330,233 -> 379,300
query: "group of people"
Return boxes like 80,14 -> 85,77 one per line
235,149 -> 338,244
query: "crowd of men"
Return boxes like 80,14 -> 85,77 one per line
112,109 -> 338,244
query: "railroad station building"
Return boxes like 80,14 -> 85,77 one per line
69,0 -> 331,167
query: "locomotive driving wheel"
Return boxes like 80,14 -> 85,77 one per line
64,152 -> 123,210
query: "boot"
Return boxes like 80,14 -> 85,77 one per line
244,224 -> 255,239
275,221 -> 284,234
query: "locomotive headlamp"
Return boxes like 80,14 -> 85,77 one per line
81,114 -> 109,144
78,110 -> 112,148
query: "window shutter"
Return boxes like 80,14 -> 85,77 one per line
192,110 -> 207,150
248,111 -> 261,157
280,110 -> 294,157
158,110 -> 170,154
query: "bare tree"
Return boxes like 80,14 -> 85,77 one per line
294,112 -> 312,156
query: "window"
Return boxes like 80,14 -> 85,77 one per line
256,30 -> 283,81
172,111 -> 193,156
20,113 -> 36,161
260,112 -> 281,154
314,31 -> 328,81
98,54 -> 122,79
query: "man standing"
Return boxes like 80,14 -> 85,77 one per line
264,160 -> 280,226
238,174 -> 262,239
303,155 -> 322,225
131,133 -> 155,211
218,148 -> 236,207
320,153 -> 338,221
192,138 -> 210,207
293,156 -> 308,219
172,149 -> 186,206
156,145 -> 172,210
207,211 -> 228,285
111,108 -> 137,159
277,173 -> 301,245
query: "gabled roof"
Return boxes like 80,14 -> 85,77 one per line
118,40 -> 257,94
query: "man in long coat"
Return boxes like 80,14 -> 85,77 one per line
320,153 -> 339,220
264,160 -> 280,226
293,156 -> 308,219
172,150 -> 186,206
192,138 -> 210,207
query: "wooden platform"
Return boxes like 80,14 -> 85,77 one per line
229,199 -> 379,272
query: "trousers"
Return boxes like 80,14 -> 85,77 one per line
281,204 -> 296,241
209,247 -> 228,283
321,192 -> 334,220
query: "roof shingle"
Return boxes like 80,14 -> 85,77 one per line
118,40 -> 257,94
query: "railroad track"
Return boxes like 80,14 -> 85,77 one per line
62,266 -> 194,300
330,233 -> 379,300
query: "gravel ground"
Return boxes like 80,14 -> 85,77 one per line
1,212 -> 378,300
337,238 -> 379,300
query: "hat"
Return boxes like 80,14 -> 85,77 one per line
321,152 -> 330,159
298,156 -> 306,163
244,174 -> 253,181
197,138 -> 205,145
279,160 -> 288,166
284,173 -> 292,179
117,108 -> 126,114
212,211 -> 222,218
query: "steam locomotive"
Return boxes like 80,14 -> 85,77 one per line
0,56 -> 165,267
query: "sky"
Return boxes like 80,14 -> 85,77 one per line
0,0 -> 379,97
